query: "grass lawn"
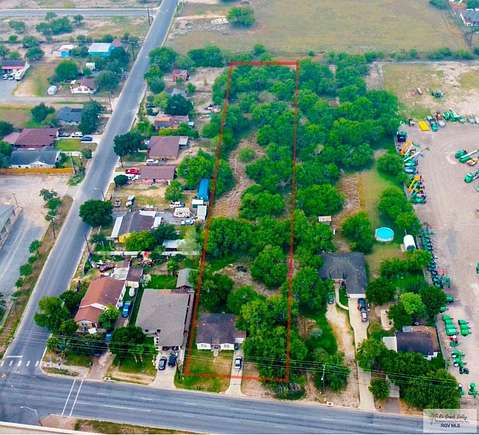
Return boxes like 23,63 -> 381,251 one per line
148,274 -> 176,289
0,105 -> 33,128
114,339 -> 157,377
123,151 -> 147,163
88,16 -> 149,40
170,0 -> 465,55
175,349 -> 233,393
64,352 -> 92,367
56,139 -> 82,152
365,243 -> 403,278
129,287 -> 144,325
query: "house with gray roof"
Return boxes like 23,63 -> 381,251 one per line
176,268 -> 194,293
319,252 -> 367,298
10,149 -> 60,168
110,210 -> 162,242
382,326 -> 439,361
196,313 -> 246,351
56,106 -> 82,125
136,289 -> 194,349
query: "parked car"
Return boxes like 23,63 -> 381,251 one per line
169,201 -> 184,209
357,298 -> 367,311
125,168 -> 141,175
158,356 -> 167,370
126,195 -> 135,207
80,135 -> 93,142
121,301 -> 131,318
327,292 -> 335,304
113,198 -> 121,207
360,309 -> 368,323
58,130 -> 70,138
146,159 -> 159,165
105,333 -> 113,343
71,131 -> 83,138
234,357 -> 243,370
168,353 -> 177,367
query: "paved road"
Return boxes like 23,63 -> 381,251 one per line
0,8 -> 154,17
0,372 -> 423,433
3,0 -> 179,371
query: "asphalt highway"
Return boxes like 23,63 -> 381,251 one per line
0,373 -> 423,433
3,0 -> 179,374
0,8 -> 153,17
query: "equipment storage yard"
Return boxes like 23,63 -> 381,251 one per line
404,123 -> 479,398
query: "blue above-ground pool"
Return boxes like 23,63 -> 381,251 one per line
375,227 -> 394,242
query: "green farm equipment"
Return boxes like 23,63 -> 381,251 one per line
431,90 -> 444,99
469,383 -> 478,398
459,149 -> 479,163
455,149 -> 467,160
446,294 -> 455,303
464,170 -> 479,183
459,384 -> 465,396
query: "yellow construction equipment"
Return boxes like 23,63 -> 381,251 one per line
407,175 -> 421,193
418,121 -> 430,131
400,140 -> 414,155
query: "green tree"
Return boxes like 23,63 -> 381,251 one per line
19,263 -> 33,276
60,289 -> 85,316
388,302 -> 412,330
98,305 -> 120,330
341,211 -> 374,253
96,70 -> 119,92
9,20 -> 26,33
0,121 -> 14,138
314,350 -> 350,391
31,103 -> 55,123
53,60 -> 79,82
114,174 -> 129,187
251,245 -> 287,289
366,278 -> 396,305
227,285 -> 265,315
227,6 -> 255,27
29,239 -> 42,253
165,180 -> 184,202
369,378 -> 390,400
22,36 -> 39,48
419,286 -> 447,320
151,223 -> 178,245
193,270 -> 234,312
357,337 -> 387,370
113,131 -> 143,159
26,47 -> 45,61
239,185 -> 285,220
149,46 -> 177,72
165,94 -> 193,116
109,326 -> 148,361
80,101 -> 103,134
238,147 -> 256,162
73,14 -> 84,26
297,184 -> 343,216
34,296 -> 70,333
124,231 -> 156,251
79,200 -> 113,227
377,153 -> 403,177
400,292 -> 426,317
291,267 -> 332,314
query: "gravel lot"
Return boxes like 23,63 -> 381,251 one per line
0,175 -> 75,297
404,123 -> 479,398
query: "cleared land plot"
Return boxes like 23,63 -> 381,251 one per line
0,105 -> 33,128
55,139 -> 96,152
1,0 -> 158,9
169,0 -> 465,55
403,123 -> 479,391
382,62 -> 479,118
15,62 -> 56,97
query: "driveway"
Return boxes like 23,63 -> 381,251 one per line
152,351 -> 176,389
225,346 -> 243,396
0,176 -> 75,297
348,298 -> 375,411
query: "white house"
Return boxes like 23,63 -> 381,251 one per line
196,313 -> 246,351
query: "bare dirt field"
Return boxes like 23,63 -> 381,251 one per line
403,123 -> 479,400
169,0 -> 465,55
382,61 -> 479,118
0,0 -> 159,8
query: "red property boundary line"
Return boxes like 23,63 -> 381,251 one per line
184,60 -> 300,383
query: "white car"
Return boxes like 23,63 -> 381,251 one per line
234,357 -> 242,370
71,131 -> 83,138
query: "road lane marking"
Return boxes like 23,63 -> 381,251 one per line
8,361 -> 13,367
5,355 -> 22,358
26,361 -> 30,367
16,360 -> 22,367
61,379 -> 77,416
0,361 -> 4,367
69,377 -> 84,416
34,361 -> 39,367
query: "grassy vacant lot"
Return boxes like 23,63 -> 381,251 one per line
169,0 -> 465,55
176,349 -> 233,392
383,62 -> 479,118
74,418 -> 192,434
15,62 -> 56,97
56,139 -> 96,152
148,274 -> 176,289
0,105 -> 34,128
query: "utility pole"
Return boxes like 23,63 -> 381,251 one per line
83,233 -> 92,255
147,7 -> 152,26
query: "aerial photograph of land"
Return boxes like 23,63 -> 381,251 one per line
0,0 -> 478,434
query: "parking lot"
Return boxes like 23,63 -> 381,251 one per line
0,175 -> 74,297
405,123 -> 479,394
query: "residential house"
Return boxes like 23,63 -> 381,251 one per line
10,149 -> 60,168
319,252 -> 367,299
148,136 -> 187,160
0,204 -> 21,249
382,326 -> 440,361
196,313 -> 246,351
162,239 -> 198,257
110,210 -> 162,242
171,69 -> 189,82
54,44 -> 75,58
461,9 -> 479,26
74,276 -> 126,332
136,289 -> 194,349
56,106 -> 82,125
88,42 -> 113,57
175,268 -> 194,293
6,128 -> 58,148
153,114 -> 189,130
111,261 -> 143,288
71,78 -> 97,95
138,165 -> 176,185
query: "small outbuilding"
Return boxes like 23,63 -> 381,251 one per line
403,234 -> 416,252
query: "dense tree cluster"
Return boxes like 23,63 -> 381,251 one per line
378,187 -> 421,235
358,338 -> 460,409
